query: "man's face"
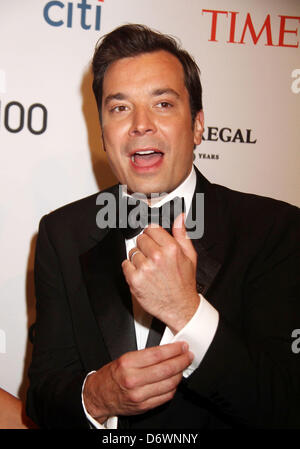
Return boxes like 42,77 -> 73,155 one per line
101,50 -> 204,195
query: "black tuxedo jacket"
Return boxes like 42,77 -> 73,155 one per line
26,168 -> 300,429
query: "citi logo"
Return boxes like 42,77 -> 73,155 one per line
43,0 -> 103,30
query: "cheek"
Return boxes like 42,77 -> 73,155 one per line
102,114 -> 128,138
102,124 -> 126,158
105,148 -> 125,172
162,114 -> 192,138
159,122 -> 182,148
102,124 -> 118,146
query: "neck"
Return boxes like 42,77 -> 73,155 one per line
123,165 -> 195,207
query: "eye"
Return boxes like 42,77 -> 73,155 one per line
157,101 -> 173,109
110,105 -> 129,113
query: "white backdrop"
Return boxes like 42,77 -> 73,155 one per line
0,0 -> 299,400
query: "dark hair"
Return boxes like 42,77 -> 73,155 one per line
92,24 -> 202,122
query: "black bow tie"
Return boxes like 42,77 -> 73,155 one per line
119,196 -> 185,240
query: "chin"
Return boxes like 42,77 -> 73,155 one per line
126,181 -> 159,195
143,184 -> 168,196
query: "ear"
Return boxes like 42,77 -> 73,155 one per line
193,110 -> 204,146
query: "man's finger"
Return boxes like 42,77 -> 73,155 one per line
172,213 -> 197,264
135,232 -> 159,259
142,224 -> 175,246
122,258 -> 136,280
136,350 -> 194,385
121,341 -> 190,369
125,373 -> 182,406
128,248 -> 146,265
131,389 -> 177,414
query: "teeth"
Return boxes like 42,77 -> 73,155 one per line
135,150 -> 156,155
131,150 -> 161,163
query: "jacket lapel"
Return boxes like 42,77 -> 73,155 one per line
193,239 -> 222,297
80,226 -> 137,361
145,317 -> 166,348
188,167 -> 224,298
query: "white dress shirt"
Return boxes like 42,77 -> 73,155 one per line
82,165 -> 219,429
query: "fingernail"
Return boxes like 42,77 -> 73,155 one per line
182,342 -> 188,352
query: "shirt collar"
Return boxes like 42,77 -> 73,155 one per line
121,165 -> 196,218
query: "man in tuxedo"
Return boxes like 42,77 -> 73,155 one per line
26,24 -> 300,429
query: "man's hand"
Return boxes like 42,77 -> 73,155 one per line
122,213 -> 200,333
83,342 -> 193,423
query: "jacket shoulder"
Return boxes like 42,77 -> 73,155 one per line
41,184 -> 118,227
211,183 -> 300,243
37,185 -> 119,251
213,183 -> 299,218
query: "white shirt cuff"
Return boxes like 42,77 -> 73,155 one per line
160,294 -> 219,377
81,294 -> 219,428
81,371 -> 118,429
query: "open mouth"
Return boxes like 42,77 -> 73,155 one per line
130,149 -> 164,168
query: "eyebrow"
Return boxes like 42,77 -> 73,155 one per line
104,93 -> 127,106
151,88 -> 180,98
103,88 -> 180,106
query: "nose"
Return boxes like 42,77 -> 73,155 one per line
129,106 -> 156,137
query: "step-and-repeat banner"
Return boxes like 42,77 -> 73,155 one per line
1,0 -> 299,399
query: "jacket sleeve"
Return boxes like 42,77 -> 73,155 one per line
185,204 -> 300,428
26,215 -> 90,429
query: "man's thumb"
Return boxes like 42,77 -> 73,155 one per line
172,213 -> 196,262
